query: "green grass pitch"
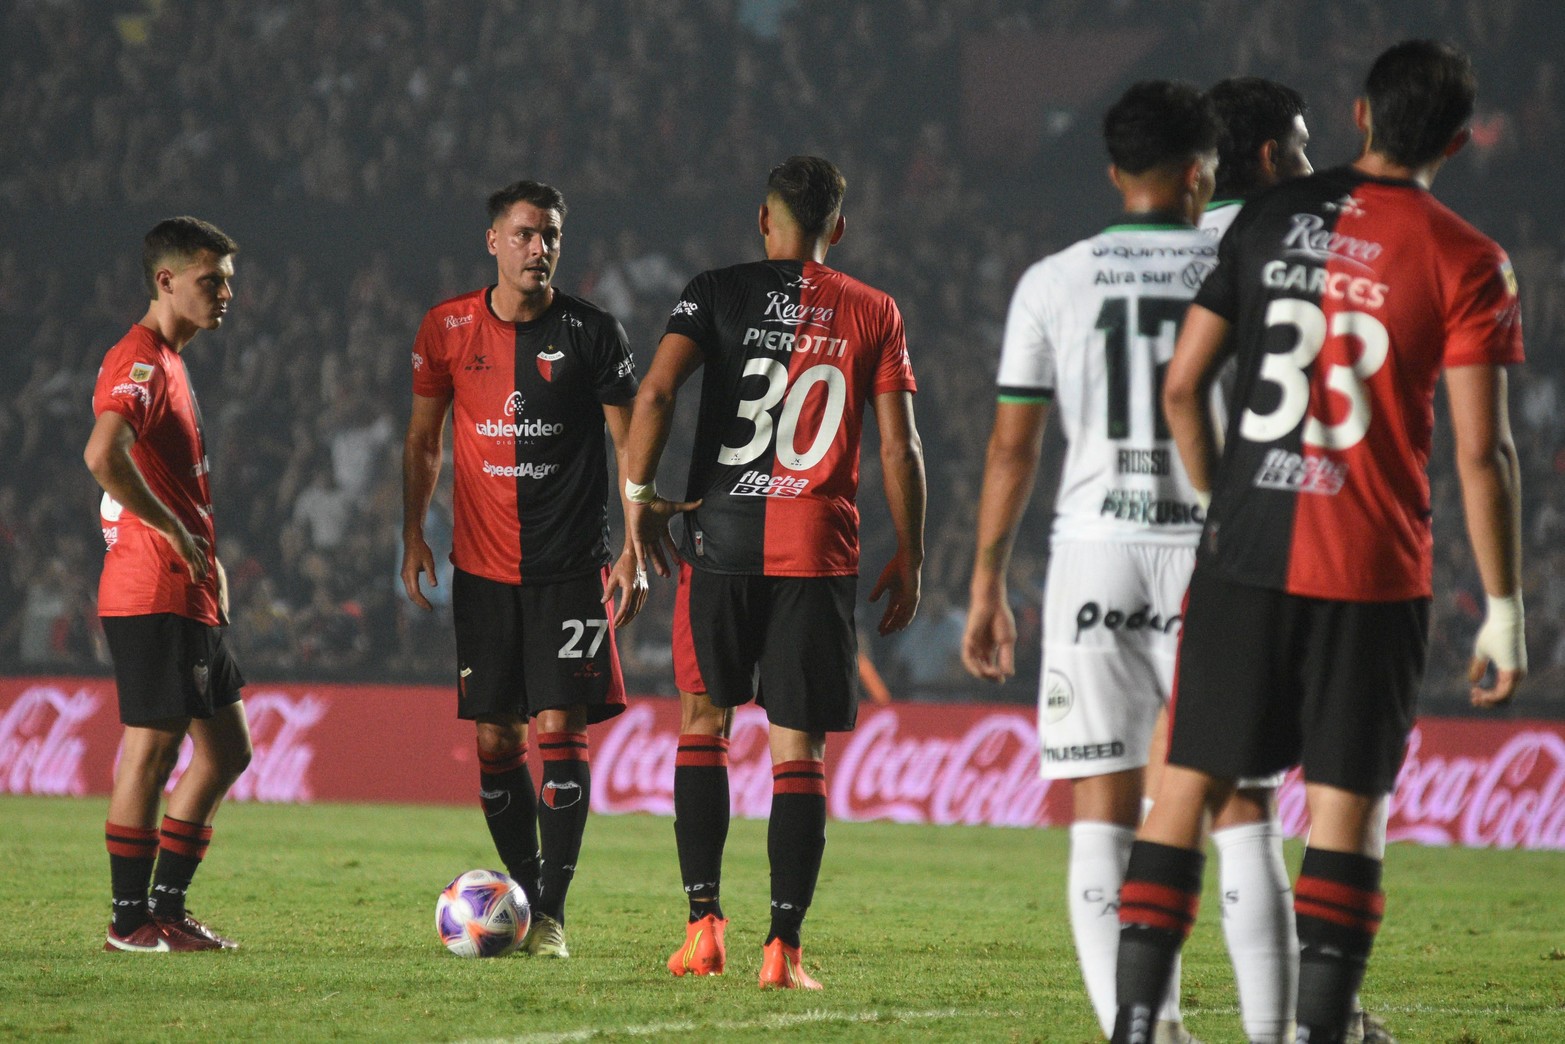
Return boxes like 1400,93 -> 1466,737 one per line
1,795 -> 1560,1042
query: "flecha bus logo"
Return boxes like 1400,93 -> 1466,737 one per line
537,347 -> 563,382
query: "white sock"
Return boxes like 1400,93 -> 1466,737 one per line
1157,949 -> 1185,1026
1213,820 -> 1297,1042
1068,821 -> 1135,1037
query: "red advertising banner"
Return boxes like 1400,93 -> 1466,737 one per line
3,676 -> 1562,850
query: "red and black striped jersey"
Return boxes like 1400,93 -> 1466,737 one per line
664,259 -> 916,576
92,325 -> 221,623
1194,167 -> 1524,601
412,288 -> 637,586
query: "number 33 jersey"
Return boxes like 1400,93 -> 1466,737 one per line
1195,168 -> 1523,601
664,259 -> 916,576
997,220 -> 1218,547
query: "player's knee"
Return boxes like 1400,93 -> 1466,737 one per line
216,738 -> 253,785
1214,787 -> 1276,828
476,719 -> 526,759
678,694 -> 729,737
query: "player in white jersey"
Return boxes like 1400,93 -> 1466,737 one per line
962,81 -> 1221,1044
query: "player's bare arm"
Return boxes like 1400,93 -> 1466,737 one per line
624,332 -> 703,579
1446,362 -> 1526,706
84,409 -> 210,582
601,399 -> 649,628
868,389 -> 925,636
1162,304 -> 1233,501
401,391 -> 451,610
961,400 -> 1048,681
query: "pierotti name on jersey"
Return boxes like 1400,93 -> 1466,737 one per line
1253,449 -> 1348,495
474,418 -> 564,439
1261,261 -> 1389,309
741,326 -> 849,358
1116,448 -> 1170,476
731,470 -> 809,497
481,460 -> 559,479
1098,489 -> 1203,525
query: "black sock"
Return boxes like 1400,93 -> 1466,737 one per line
674,734 -> 730,922
479,743 -> 541,909
535,731 -> 590,925
106,821 -> 158,934
1295,848 -> 1384,1044
149,816 -> 212,922
1110,841 -> 1206,1044
766,759 -> 826,949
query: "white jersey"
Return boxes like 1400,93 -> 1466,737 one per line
997,221 -> 1218,545
1201,199 -> 1243,241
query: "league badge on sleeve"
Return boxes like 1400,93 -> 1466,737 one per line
129,362 -> 156,383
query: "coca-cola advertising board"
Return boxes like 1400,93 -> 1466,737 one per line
3,676 -> 1562,850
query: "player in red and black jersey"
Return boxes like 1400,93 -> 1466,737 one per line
86,217 -> 251,953
626,157 -> 926,987
1113,42 -> 1527,1044
401,181 -> 645,958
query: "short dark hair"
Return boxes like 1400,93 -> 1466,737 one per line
1103,81 -> 1221,176
487,180 -> 568,225
142,217 -> 238,295
1208,77 -> 1308,196
766,156 -> 847,238
1364,39 -> 1476,167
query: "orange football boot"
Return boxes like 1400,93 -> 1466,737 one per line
667,913 -> 727,976
757,938 -> 822,990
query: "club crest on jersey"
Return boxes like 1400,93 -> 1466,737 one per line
128,362 -> 156,383
537,347 -> 564,382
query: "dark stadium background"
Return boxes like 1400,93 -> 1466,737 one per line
2,0 -> 1561,717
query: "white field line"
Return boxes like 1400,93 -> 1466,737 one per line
456,1007 -> 1020,1043
457,1002 -> 1550,1043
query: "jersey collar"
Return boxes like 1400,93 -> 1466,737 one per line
1103,209 -> 1193,233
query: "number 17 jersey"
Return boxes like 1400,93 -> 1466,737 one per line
664,259 -> 917,576
997,221 -> 1218,545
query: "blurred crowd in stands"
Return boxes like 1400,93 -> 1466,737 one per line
2,0 -> 1561,712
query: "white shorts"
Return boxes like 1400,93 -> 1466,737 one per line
1037,540 -> 1191,780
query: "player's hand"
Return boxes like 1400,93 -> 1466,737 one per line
401,536 -> 438,611
604,548 -> 649,628
961,593 -> 1016,682
869,552 -> 921,636
1469,594 -> 1526,707
162,525 -> 211,583
627,497 -> 700,579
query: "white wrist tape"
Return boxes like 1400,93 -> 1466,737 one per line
1194,489 -> 1211,512
1474,593 -> 1526,673
624,479 -> 659,504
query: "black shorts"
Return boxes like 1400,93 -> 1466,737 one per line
102,614 -> 246,727
1167,565 -> 1428,796
452,566 -> 627,723
673,563 -> 858,733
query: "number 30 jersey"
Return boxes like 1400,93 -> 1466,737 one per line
1196,167 -> 1524,601
997,220 -> 1218,546
664,259 -> 917,576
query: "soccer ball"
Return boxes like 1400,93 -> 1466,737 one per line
435,869 -> 531,958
